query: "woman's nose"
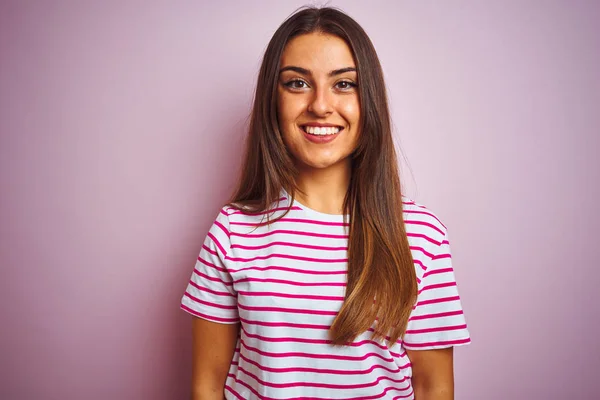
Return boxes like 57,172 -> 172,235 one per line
307,86 -> 334,116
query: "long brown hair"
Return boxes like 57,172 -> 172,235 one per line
228,6 -> 417,346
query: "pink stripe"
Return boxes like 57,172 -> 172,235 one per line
234,276 -> 346,287
228,264 -> 347,276
409,310 -> 464,321
238,364 -> 408,389
193,269 -> 233,286
406,232 -> 442,246
415,295 -> 460,307
418,281 -> 457,294
237,290 -> 344,301
364,329 -> 402,348
405,220 -> 444,235
184,291 -> 237,310
214,220 -> 230,237
404,337 -> 471,348
238,352 -> 404,375
242,328 -> 389,351
180,304 -> 239,323
432,253 -> 451,260
221,197 -> 288,216
240,318 -> 331,330
197,253 -> 226,272
390,350 -> 406,358
238,302 -> 338,316
207,232 -> 227,257
405,324 -> 468,334
224,384 -> 244,400
423,267 -> 453,278
242,328 -> 332,345
188,280 -> 234,297
413,259 -> 427,271
229,378 -> 264,400
402,200 -> 446,229
231,217 -> 349,227
231,229 -> 348,240
228,206 -> 303,216
403,209 -> 446,229
241,338 -> 394,362
395,361 -> 410,370
202,244 -> 219,257
231,241 -> 347,252
410,246 -> 435,259
391,390 -> 415,400
226,253 -> 347,264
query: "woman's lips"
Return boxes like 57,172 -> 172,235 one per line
300,126 -> 343,144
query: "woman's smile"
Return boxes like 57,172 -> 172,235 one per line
299,123 -> 344,143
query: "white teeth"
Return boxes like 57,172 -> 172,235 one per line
304,126 -> 341,135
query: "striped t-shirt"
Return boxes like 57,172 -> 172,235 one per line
181,191 -> 470,400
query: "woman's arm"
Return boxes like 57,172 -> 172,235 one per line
406,347 -> 454,400
191,317 -> 240,400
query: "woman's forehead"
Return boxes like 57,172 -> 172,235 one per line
280,33 -> 356,73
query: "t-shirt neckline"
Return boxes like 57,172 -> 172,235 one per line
281,188 -> 349,222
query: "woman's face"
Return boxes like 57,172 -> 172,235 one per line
277,32 -> 360,172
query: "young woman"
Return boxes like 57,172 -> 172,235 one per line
181,6 -> 470,400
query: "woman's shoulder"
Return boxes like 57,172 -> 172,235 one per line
401,195 -> 448,245
217,196 -> 292,223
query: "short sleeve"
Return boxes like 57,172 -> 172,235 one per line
180,208 -> 239,324
403,230 -> 471,350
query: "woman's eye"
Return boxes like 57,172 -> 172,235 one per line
336,81 -> 357,90
285,80 -> 308,89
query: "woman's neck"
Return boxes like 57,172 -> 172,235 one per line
294,160 -> 351,215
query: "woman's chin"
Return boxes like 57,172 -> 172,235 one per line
298,157 -> 350,172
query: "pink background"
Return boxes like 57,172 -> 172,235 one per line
1,1 -> 598,399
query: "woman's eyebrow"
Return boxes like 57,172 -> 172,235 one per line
279,66 -> 357,77
329,67 -> 356,76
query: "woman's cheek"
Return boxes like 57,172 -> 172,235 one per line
341,99 -> 360,121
